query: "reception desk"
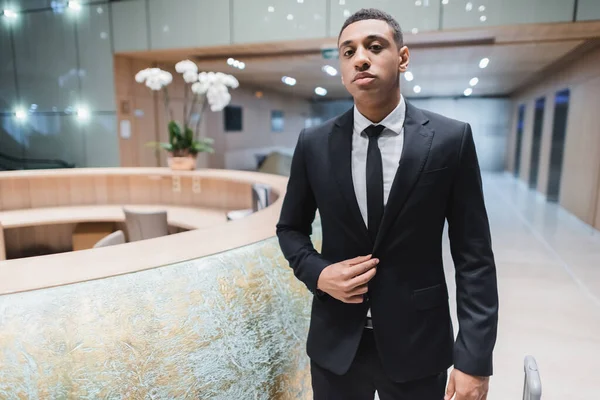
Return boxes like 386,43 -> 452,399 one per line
0,168 -> 318,399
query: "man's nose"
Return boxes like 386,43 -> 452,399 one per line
354,48 -> 370,71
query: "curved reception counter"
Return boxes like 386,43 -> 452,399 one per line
0,168 -> 318,399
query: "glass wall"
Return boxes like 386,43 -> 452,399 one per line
514,104 -> 525,178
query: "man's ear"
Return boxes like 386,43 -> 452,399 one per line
399,46 -> 410,72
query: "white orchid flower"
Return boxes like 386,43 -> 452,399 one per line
175,60 -> 198,74
183,70 -> 198,83
136,68 -> 172,89
191,81 -> 210,94
224,75 -> 239,89
135,68 -> 151,83
158,70 -> 173,85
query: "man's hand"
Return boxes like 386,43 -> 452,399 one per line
445,368 -> 489,400
317,255 -> 378,303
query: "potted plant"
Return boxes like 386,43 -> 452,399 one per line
135,60 -> 239,170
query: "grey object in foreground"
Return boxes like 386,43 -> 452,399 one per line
523,355 -> 542,400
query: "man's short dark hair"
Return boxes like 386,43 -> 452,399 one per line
338,8 -> 404,48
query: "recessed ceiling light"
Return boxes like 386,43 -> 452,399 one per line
411,28 -> 419,34
404,71 -> 414,81
2,9 -> 17,19
465,2 -> 473,11
282,76 -> 297,86
238,62 -> 245,70
315,87 -> 327,96
415,0 -> 422,6
287,14 -> 294,20
480,15 -> 487,22
297,0 -> 304,3
339,0 -> 346,5
464,88 -> 473,96
322,65 -> 338,76
268,6 -> 275,12
479,5 -> 486,12
479,57 -> 490,68
67,1 -> 81,11
413,85 -> 422,94
227,58 -> 234,65
470,77 -> 479,86
343,9 -> 351,17
442,0 -> 449,4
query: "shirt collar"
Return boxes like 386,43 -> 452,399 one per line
353,95 -> 406,136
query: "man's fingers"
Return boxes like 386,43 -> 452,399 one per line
347,283 -> 369,296
347,258 -> 379,277
444,371 -> 455,400
343,294 -> 365,304
348,267 -> 377,287
346,254 -> 372,265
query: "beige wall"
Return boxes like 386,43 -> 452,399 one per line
115,57 -> 310,171
510,44 -> 600,229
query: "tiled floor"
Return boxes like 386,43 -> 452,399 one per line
439,173 -> 600,399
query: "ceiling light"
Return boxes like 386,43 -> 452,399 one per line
411,28 -> 419,34
464,88 -> 473,96
298,0 -> 304,2
479,57 -> 490,68
282,76 -> 297,86
287,14 -> 294,20
339,0 -> 346,4
227,58 -> 234,65
322,65 -> 338,76
233,60 -> 240,67
415,0 -> 422,5
465,2 -> 473,11
413,85 -> 422,94
404,71 -> 414,81
238,62 -> 245,70
2,9 -> 17,19
15,108 -> 27,121
442,0 -> 449,4
268,6 -> 275,12
480,15 -> 487,22
76,106 -> 90,121
470,77 -> 479,86
343,9 -> 351,17
315,87 -> 327,96
67,1 -> 82,11
97,6 -> 103,14
479,5 -> 486,11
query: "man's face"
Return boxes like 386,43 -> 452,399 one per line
338,19 -> 408,102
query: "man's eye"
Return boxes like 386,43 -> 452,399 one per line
344,49 -> 354,57
370,45 -> 382,51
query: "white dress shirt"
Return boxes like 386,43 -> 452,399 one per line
352,95 -> 406,319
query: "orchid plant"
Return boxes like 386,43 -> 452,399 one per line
135,60 -> 239,157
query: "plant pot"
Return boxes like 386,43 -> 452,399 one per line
167,154 -> 197,171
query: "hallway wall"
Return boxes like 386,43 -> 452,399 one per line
509,44 -> 600,229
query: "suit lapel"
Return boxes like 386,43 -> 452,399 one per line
373,102 -> 435,252
329,108 -> 371,242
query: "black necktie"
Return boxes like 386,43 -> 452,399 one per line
364,125 -> 385,243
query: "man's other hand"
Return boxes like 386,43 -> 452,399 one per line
316,255 -> 378,303
445,368 -> 490,400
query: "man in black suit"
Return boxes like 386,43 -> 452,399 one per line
276,8 -> 498,400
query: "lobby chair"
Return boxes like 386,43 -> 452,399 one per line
523,355 -> 542,400
226,183 -> 272,221
123,208 -> 169,242
93,230 -> 126,248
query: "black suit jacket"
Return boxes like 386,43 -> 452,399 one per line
276,102 -> 499,383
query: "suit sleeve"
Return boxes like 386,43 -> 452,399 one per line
446,123 -> 499,377
276,129 -> 331,295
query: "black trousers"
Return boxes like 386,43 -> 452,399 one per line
310,329 -> 447,400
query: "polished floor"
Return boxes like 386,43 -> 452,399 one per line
440,173 -> 600,400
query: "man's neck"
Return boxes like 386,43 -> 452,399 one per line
355,90 -> 401,124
